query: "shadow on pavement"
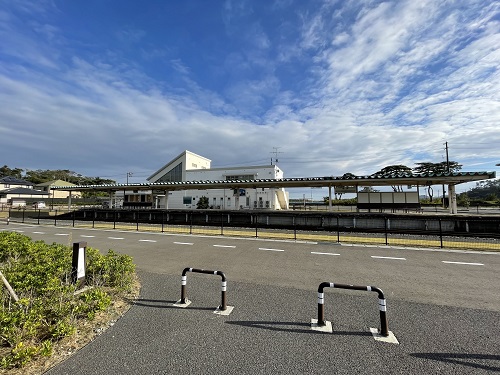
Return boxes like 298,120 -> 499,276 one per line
226,320 -> 372,336
410,352 -> 500,372
129,298 -> 219,311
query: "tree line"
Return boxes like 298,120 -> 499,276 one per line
0,165 -> 116,185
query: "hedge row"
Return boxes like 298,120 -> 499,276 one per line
0,232 -> 135,369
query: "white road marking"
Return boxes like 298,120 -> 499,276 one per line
33,231 -> 45,234
213,245 -> 236,248
442,261 -> 484,266
139,239 -> 157,243
311,252 -> 340,256
258,247 -> 284,252
174,242 -> 194,245
80,235 -> 95,238
371,256 -> 406,260
54,233 -> 69,236
108,237 -> 124,240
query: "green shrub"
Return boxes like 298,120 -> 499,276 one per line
0,232 -> 135,369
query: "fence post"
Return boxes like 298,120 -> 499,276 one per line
22,208 -> 25,223
255,214 -> 258,238
221,212 -> 224,235
293,215 -> 297,241
72,209 -> 75,227
136,211 -> 139,231
92,209 -> 95,229
336,216 -> 340,243
161,210 -> 164,233
38,209 -> 41,225
439,218 -> 443,248
54,209 -> 57,226
190,212 -> 193,234
113,210 -> 116,230
384,216 -> 388,245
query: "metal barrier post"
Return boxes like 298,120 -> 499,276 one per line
316,282 -> 389,337
180,267 -> 228,311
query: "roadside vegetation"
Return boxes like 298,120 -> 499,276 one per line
0,232 -> 137,372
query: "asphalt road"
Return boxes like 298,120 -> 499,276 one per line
2,223 -> 500,374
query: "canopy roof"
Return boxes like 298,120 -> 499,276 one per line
51,171 -> 496,192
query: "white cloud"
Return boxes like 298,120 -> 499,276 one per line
1,0 -> 499,184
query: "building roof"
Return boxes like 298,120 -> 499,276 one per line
35,179 -> 76,187
0,176 -> 33,185
0,187 -> 48,196
51,171 -> 496,192
147,150 -> 211,181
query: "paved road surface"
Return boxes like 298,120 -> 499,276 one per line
2,223 -> 500,374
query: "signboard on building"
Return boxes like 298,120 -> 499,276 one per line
334,186 -> 357,194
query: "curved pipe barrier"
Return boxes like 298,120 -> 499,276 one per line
180,267 -> 227,311
317,282 -> 389,337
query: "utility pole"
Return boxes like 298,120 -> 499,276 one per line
444,142 -> 450,173
126,172 -> 133,184
270,147 -> 283,165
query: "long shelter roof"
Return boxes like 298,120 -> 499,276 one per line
51,171 -> 496,192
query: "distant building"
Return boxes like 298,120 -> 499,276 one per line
0,176 -> 48,207
35,180 -> 82,199
118,150 -> 289,210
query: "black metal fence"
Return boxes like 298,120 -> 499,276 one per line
6,208 -> 500,251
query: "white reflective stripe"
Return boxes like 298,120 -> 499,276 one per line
367,286 -> 372,291
181,276 -> 187,285
318,292 -> 324,304
329,282 -> 334,287
221,281 -> 227,291
214,271 -> 217,275
379,299 -> 387,311
189,268 -> 193,272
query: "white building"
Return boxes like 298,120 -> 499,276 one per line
121,150 -> 289,210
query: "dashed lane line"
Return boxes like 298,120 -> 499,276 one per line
311,252 -> 340,256
54,233 -> 69,236
32,231 -> 45,234
213,245 -> 236,248
80,235 -> 95,238
174,242 -> 194,246
108,237 -> 124,240
442,261 -> 484,266
258,247 -> 285,252
139,239 -> 157,243
371,256 -> 407,260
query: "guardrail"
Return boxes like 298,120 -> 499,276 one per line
316,282 -> 389,337
180,267 -> 227,311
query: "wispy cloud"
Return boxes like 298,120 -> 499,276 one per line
0,0 -> 499,185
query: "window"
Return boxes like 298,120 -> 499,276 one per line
157,163 -> 183,182
183,196 -> 192,204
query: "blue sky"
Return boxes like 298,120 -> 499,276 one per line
1,0 -> 499,195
